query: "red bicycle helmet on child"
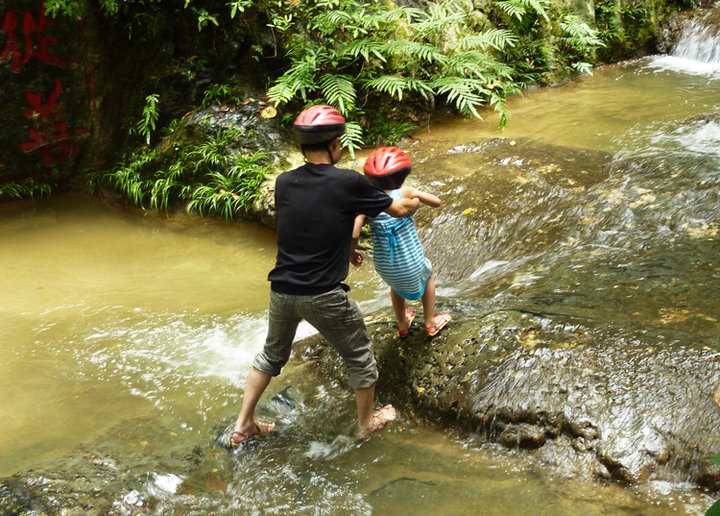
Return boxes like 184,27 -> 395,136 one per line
364,147 -> 412,177
293,105 -> 346,145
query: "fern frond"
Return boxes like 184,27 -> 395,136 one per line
319,74 -> 356,115
411,10 -> 465,35
432,77 -> 487,117
495,0 -> 549,22
457,29 -> 517,51
384,40 -> 447,65
496,1 -> 526,21
572,61 -> 594,75
337,39 -> 387,63
340,121 -> 364,158
445,51 -> 516,80
403,77 -> 434,99
487,91 -> 510,128
267,58 -> 319,105
362,6 -> 410,29
309,10 -> 354,32
362,75 -> 409,100
560,15 -> 605,47
412,0 -> 469,35
267,80 -> 296,105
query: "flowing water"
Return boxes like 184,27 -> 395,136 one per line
2,18 -> 720,515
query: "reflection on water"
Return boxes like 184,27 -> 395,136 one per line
3,47 -> 720,513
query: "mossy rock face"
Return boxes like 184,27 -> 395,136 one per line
291,301 -> 720,487
160,101 -> 304,227
168,102 -> 296,165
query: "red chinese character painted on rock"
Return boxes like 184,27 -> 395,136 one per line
21,79 -> 88,166
0,0 -> 68,73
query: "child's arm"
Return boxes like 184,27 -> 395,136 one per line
350,214 -> 366,267
399,186 -> 441,208
352,214 -> 366,239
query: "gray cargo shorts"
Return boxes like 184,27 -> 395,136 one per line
253,285 -> 378,390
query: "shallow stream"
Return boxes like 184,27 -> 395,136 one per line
2,22 -> 720,515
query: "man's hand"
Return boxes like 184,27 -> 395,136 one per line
385,197 -> 420,218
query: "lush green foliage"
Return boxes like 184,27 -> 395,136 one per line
491,0 -> 606,81
43,0 -> 610,153
0,177 -> 55,201
34,0 -> 642,214
706,454 -> 720,516
262,0 -> 522,154
103,127 -> 273,219
202,84 -> 244,108
594,0 -> 652,42
223,0 -> 606,152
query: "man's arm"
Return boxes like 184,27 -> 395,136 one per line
350,214 -> 366,267
384,197 -> 420,218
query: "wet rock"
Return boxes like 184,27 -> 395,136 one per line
498,423 -> 547,449
169,102 -> 298,166
291,301 -> 720,488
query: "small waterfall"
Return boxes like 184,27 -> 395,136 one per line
672,19 -> 720,63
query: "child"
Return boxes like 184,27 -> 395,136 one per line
353,146 -> 451,338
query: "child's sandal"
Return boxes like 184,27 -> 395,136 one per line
426,312 -> 451,337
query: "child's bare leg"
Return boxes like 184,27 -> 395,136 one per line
390,288 -> 409,330
422,274 -> 437,326
422,274 -> 451,335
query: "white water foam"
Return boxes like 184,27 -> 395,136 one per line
673,20 -> 720,63
649,19 -> 720,76
649,118 -> 720,158
81,309 -> 321,400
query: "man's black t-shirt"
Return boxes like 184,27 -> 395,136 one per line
268,163 -> 393,295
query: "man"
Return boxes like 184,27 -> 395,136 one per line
231,105 -> 419,445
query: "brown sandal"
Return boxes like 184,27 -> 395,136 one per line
229,419 -> 276,447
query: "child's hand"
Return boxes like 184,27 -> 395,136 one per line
351,249 -> 364,267
400,186 -> 441,208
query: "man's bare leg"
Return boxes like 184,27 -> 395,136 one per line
355,383 -> 396,434
232,367 -> 274,444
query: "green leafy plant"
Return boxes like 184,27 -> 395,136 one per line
134,94 -> 160,145
0,177 -> 54,201
706,454 -> 720,516
190,6 -> 219,31
202,84 -> 244,107
228,0 -> 254,19
104,127 -> 272,219
559,15 -> 605,75
186,152 -> 272,219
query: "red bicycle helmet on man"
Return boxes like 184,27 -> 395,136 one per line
293,105 -> 346,164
